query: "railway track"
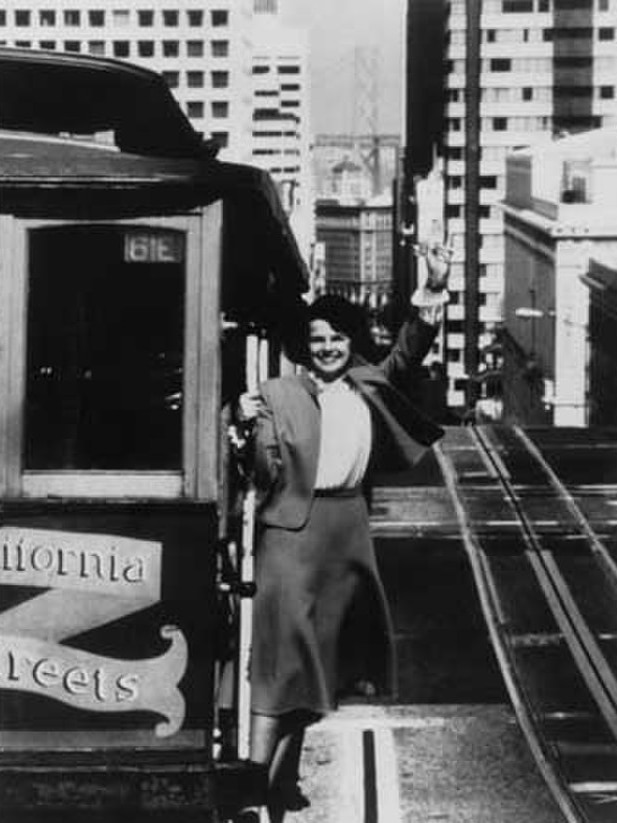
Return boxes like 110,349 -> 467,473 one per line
433,425 -> 617,823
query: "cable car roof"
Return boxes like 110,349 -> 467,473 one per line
0,48 -> 310,321
0,47 -> 214,158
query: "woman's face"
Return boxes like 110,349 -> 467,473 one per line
308,318 -> 352,382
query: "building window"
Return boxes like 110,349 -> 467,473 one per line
89,10 -> 105,26
163,10 -> 179,25
138,41 -> 154,57
253,65 -> 269,74
211,40 -> 229,57
88,41 -> 105,56
211,10 -> 229,26
539,0 -> 550,9
187,71 -> 204,87
113,41 -> 130,58
187,102 -> 205,119
15,10 -> 31,26
503,0 -> 533,9
162,71 -> 179,88
211,131 -> 229,148
40,10 -> 56,26
278,65 -> 300,74
211,70 -> 229,88
0,11 -> 6,25
112,10 -> 130,26
281,83 -> 300,91
212,101 -> 229,118
138,10 -> 154,26
480,175 -> 499,188
64,41 -> 80,52
64,10 -> 81,26
554,56 -> 592,67
187,10 -> 203,26
40,40 -> 56,50
163,40 -> 179,57
522,87 -> 533,100
492,117 -> 507,130
600,85 -> 615,98
15,41 -> 31,48
490,58 -> 511,71
599,27 -> 615,38
187,40 -> 204,57
450,118 -> 462,131
599,0 -> 609,9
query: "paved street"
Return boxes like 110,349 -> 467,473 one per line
286,704 -> 564,823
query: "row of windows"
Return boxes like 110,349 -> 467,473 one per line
253,65 -> 301,75
8,38 -> 229,58
449,85 -> 614,103
503,0 -> 610,9
452,0 -> 610,13
0,9 -> 228,28
449,115 -> 561,130
162,70 -> 228,89
453,25 -> 617,46
448,55 -> 617,74
445,145 -> 510,162
186,100 -> 228,119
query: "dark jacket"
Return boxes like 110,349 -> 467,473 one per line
254,313 -> 444,529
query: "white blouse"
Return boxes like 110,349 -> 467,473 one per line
314,379 -> 372,490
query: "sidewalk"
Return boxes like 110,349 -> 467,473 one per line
286,704 -> 564,823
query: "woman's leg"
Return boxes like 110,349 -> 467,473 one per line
269,726 -> 306,792
250,711 -> 281,765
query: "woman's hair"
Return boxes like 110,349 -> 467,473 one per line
305,295 -> 375,361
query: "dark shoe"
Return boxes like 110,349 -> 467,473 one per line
272,783 -> 310,812
233,809 -> 261,822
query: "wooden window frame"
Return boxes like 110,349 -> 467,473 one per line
0,204 -> 222,501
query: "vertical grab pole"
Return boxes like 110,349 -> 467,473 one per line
237,330 -> 260,761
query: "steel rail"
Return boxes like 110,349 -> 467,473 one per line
473,426 -> 617,739
433,433 -> 583,823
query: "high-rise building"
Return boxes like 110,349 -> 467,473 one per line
251,0 -> 313,261
0,1 -> 255,162
501,127 -> 617,426
412,0 -> 617,409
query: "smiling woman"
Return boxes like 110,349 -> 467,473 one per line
230,247 -> 450,822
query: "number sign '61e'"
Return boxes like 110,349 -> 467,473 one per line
124,230 -> 184,264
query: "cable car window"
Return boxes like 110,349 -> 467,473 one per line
25,225 -> 185,472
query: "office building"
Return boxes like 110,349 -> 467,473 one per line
438,0 -> 617,409
250,0 -> 313,261
315,193 -> 394,309
501,127 -> 617,425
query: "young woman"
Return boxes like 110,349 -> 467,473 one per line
236,244 -> 451,822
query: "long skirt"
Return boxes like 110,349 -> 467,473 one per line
250,492 -> 396,718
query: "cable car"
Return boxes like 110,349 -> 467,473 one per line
0,48 -> 308,822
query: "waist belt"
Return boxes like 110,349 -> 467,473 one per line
314,487 -> 362,499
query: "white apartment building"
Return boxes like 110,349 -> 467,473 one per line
443,0 -> 617,409
251,2 -> 313,262
0,1 -> 255,162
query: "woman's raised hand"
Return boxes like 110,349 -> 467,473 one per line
415,240 -> 453,292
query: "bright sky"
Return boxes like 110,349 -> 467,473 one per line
281,0 -> 406,135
